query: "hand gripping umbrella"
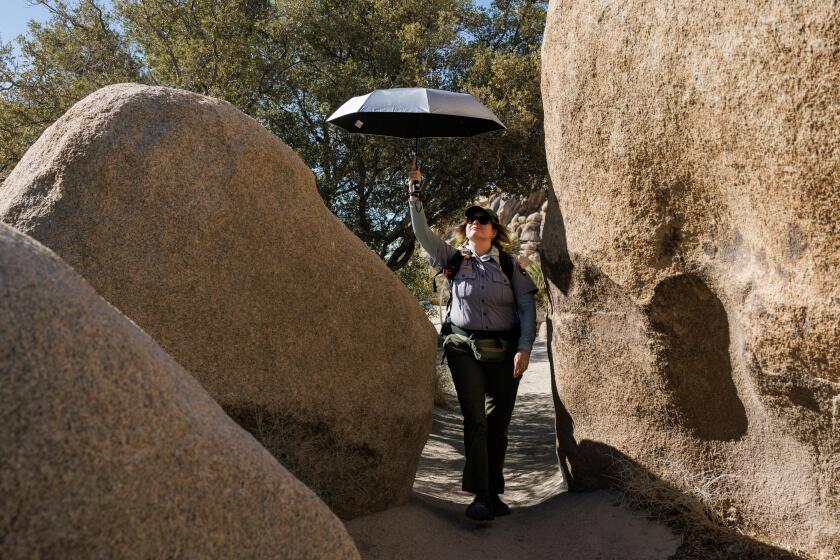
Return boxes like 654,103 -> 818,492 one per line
326,87 -> 505,193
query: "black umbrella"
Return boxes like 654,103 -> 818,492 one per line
327,87 -> 505,186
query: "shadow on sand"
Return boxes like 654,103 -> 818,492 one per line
386,398 -> 804,560
349,391 -> 683,560
413,393 -> 565,507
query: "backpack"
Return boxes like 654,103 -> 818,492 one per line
435,248 -> 517,337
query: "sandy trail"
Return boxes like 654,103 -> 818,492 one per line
346,336 -> 683,559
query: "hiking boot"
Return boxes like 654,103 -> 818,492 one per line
489,493 -> 511,516
465,494 -> 495,521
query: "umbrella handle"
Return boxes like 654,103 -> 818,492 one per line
410,151 -> 421,189
411,137 -> 420,187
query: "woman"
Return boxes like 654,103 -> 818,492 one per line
408,158 -> 537,521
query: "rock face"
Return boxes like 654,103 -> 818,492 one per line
476,190 -> 547,267
541,2 -> 838,557
0,223 -> 359,559
0,84 -> 438,519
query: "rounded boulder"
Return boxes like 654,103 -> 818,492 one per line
0,83 -> 438,519
0,223 -> 359,559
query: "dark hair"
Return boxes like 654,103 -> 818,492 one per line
453,219 -> 512,251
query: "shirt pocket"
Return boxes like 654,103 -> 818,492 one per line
490,273 -> 515,305
454,268 -> 477,299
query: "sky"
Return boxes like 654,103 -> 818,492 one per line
1,1 -> 53,43
0,1 -> 118,45
1,1 -> 114,45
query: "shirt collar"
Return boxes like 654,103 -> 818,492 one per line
462,244 -> 500,264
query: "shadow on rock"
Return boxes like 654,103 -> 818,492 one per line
569,439 -> 806,560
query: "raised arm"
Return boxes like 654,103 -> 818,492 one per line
408,157 -> 455,268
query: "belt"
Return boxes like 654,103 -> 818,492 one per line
450,324 -> 518,340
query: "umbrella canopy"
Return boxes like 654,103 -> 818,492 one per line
326,87 -> 505,139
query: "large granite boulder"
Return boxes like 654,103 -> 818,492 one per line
0,223 -> 359,559
541,2 -> 838,557
0,83 -> 438,519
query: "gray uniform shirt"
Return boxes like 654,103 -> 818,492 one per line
410,198 -> 538,352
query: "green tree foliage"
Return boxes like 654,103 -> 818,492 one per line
266,0 -> 547,269
395,242 -> 436,302
116,0 -> 291,111
1,0 -> 547,272
525,260 -> 547,312
0,0 -> 140,178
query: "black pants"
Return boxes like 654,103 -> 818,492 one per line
445,343 -> 521,496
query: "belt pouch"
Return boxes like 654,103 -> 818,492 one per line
443,333 -> 509,363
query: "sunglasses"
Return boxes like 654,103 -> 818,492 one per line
466,215 -> 493,225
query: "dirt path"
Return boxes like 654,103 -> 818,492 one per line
345,336 -> 683,559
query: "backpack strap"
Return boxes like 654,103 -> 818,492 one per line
435,251 -> 465,347
499,250 -> 515,286
499,250 -> 518,310
441,250 -> 466,314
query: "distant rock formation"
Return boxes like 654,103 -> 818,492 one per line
0,223 -> 359,559
0,84 -> 438,519
475,190 -> 547,266
541,2 -> 838,557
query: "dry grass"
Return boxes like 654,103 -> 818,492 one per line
226,404 -> 390,519
604,454 -> 812,560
